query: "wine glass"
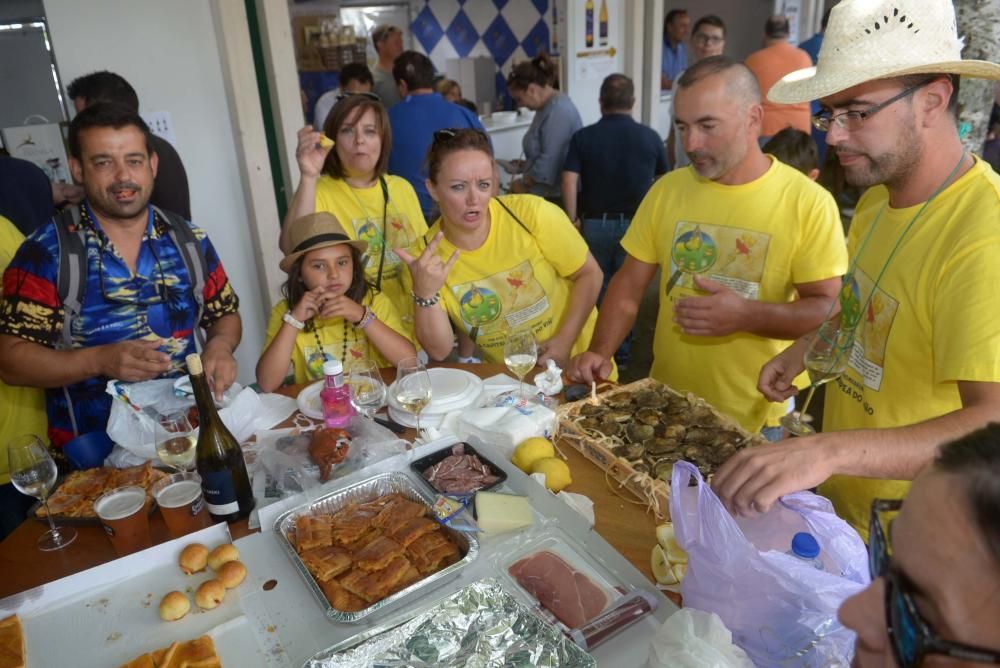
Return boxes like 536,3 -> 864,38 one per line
781,320 -> 854,436
394,357 -> 432,432
504,328 -> 538,400
348,359 -> 387,419
155,412 -> 196,472
8,434 -> 77,551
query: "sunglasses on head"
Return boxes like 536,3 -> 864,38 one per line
432,128 -> 490,145
869,499 -> 1000,668
335,91 -> 380,102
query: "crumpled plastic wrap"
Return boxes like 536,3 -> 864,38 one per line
304,579 -> 595,668
647,608 -> 754,668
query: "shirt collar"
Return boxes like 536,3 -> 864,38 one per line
80,201 -> 164,241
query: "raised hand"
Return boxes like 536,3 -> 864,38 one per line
568,351 -> 613,383
290,286 -> 326,323
758,338 -> 808,402
395,232 -> 460,299
317,293 -> 365,323
673,276 -> 749,337
98,339 -> 172,382
294,125 -> 333,179
201,338 -> 238,400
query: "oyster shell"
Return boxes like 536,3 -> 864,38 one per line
580,403 -> 607,417
635,408 -> 661,425
604,392 -> 635,409
596,419 -> 623,437
627,423 -> 654,443
624,442 -> 646,461
646,437 -> 681,456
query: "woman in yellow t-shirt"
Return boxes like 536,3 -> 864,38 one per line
257,213 -> 415,391
281,94 -> 427,337
398,129 -> 612,377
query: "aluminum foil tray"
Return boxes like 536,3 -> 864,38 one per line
274,471 -> 479,623
303,579 -> 596,667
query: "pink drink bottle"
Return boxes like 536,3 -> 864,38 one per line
320,359 -> 354,427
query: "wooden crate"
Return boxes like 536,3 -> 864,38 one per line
556,378 -> 763,521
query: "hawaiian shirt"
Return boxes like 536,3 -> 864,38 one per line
0,203 -> 240,446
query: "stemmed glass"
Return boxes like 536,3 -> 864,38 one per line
504,328 -> 538,400
8,434 -> 77,551
781,320 -> 854,436
155,412 -> 196,472
348,359 -> 387,419
394,357 -> 432,432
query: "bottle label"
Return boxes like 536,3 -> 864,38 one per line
201,470 -> 240,516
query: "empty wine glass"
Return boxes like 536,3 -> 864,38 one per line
504,328 -> 538,400
781,320 -> 854,436
395,357 -> 432,432
155,412 -> 196,472
348,359 -> 387,419
8,434 -> 77,551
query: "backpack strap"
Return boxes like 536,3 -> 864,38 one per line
53,208 -> 86,437
154,206 -> 208,352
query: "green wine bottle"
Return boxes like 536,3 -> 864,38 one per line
187,353 -> 254,522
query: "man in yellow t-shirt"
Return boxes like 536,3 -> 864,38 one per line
0,215 -> 48,538
570,57 -> 846,435
712,0 -> 1000,538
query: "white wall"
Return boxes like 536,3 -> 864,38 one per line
43,0 -> 270,385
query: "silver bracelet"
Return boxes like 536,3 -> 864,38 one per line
411,290 -> 441,307
354,305 -> 377,329
282,312 -> 305,330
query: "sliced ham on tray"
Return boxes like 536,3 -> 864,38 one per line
422,444 -> 500,494
509,550 -> 609,628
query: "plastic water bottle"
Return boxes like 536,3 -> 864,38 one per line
787,532 -> 825,570
320,360 -> 353,428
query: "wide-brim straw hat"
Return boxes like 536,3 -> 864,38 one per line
769,0 -> 1000,104
279,212 -> 367,273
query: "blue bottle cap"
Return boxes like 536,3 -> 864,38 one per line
791,532 -> 820,559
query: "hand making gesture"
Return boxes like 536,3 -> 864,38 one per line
294,125 -> 334,179
395,232 -> 460,300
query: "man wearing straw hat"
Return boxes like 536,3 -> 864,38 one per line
713,0 -> 1000,538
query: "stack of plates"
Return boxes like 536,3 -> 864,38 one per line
387,368 -> 484,429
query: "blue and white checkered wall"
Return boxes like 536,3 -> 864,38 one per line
410,0 -> 552,109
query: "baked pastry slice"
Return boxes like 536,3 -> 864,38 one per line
372,497 -> 426,532
294,514 -> 333,552
353,536 -> 405,572
319,578 -> 368,612
0,614 -> 24,668
339,556 -> 411,602
389,516 -> 439,548
152,635 -> 221,668
300,545 -> 352,582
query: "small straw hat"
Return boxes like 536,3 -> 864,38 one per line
769,0 -> 1000,104
280,212 -> 367,273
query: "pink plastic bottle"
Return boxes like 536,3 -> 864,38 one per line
320,360 -> 354,427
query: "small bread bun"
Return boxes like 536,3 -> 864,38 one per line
195,579 -> 225,610
179,543 -> 209,575
218,560 -> 247,589
159,591 -> 190,621
207,543 -> 240,571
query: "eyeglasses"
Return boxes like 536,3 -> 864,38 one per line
869,498 -> 1000,668
692,33 -> 724,45
335,91 -> 380,103
812,79 -> 933,132
98,237 -> 167,305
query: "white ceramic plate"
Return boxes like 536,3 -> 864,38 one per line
296,380 -> 324,420
387,367 -> 483,415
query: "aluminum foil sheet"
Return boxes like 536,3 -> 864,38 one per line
304,579 -> 596,668
274,471 -> 478,623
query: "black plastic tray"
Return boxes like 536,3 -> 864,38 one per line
410,442 -> 508,497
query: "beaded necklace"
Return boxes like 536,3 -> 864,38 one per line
309,317 -> 355,369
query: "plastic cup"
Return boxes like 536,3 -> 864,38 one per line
64,431 -> 114,470
94,486 -> 151,556
152,472 -> 212,538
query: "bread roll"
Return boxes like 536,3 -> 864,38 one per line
179,543 -> 208,575
195,580 -> 225,610
158,591 -> 190,621
218,560 -> 247,589
207,543 -> 239,571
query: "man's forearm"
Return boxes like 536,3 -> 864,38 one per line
744,293 -> 837,339
204,313 -> 242,355
0,335 -> 99,388
561,172 -> 579,222
588,274 -> 641,358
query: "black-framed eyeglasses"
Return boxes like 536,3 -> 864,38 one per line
869,498 -> 1000,668
692,33 -> 724,45
335,91 -> 380,103
812,79 -> 934,132
98,237 -> 168,305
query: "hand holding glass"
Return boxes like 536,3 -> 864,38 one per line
395,357 -> 432,431
780,321 -> 853,436
8,434 -> 77,551
349,359 -> 387,419
504,329 -> 538,400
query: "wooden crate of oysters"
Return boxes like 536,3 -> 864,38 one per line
557,378 -> 763,521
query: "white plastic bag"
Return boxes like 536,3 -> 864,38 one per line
647,608 -> 754,668
670,461 -> 869,667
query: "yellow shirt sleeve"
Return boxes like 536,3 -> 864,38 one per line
369,290 -> 408,341
789,188 -> 848,284
264,300 -> 289,349
511,196 -> 588,277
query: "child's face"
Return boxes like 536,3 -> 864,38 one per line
300,244 -> 354,295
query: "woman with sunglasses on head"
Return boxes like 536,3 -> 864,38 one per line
397,129 -> 613,377
839,423 -> 1000,667
282,94 -> 428,343
504,53 -> 582,202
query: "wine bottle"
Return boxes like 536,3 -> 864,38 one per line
599,0 -> 608,46
187,353 -> 254,522
585,0 -> 594,48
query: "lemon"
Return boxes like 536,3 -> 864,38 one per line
672,562 -> 688,583
651,545 -> 678,585
530,457 -> 572,492
512,437 -> 555,473
655,522 -> 688,565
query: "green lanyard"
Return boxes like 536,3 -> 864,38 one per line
345,177 -> 390,291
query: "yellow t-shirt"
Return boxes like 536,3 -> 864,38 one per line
0,216 -> 48,485
420,195 -> 612,374
263,290 -> 407,384
622,157 -> 847,432
314,174 -> 427,336
820,157 -> 1000,537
